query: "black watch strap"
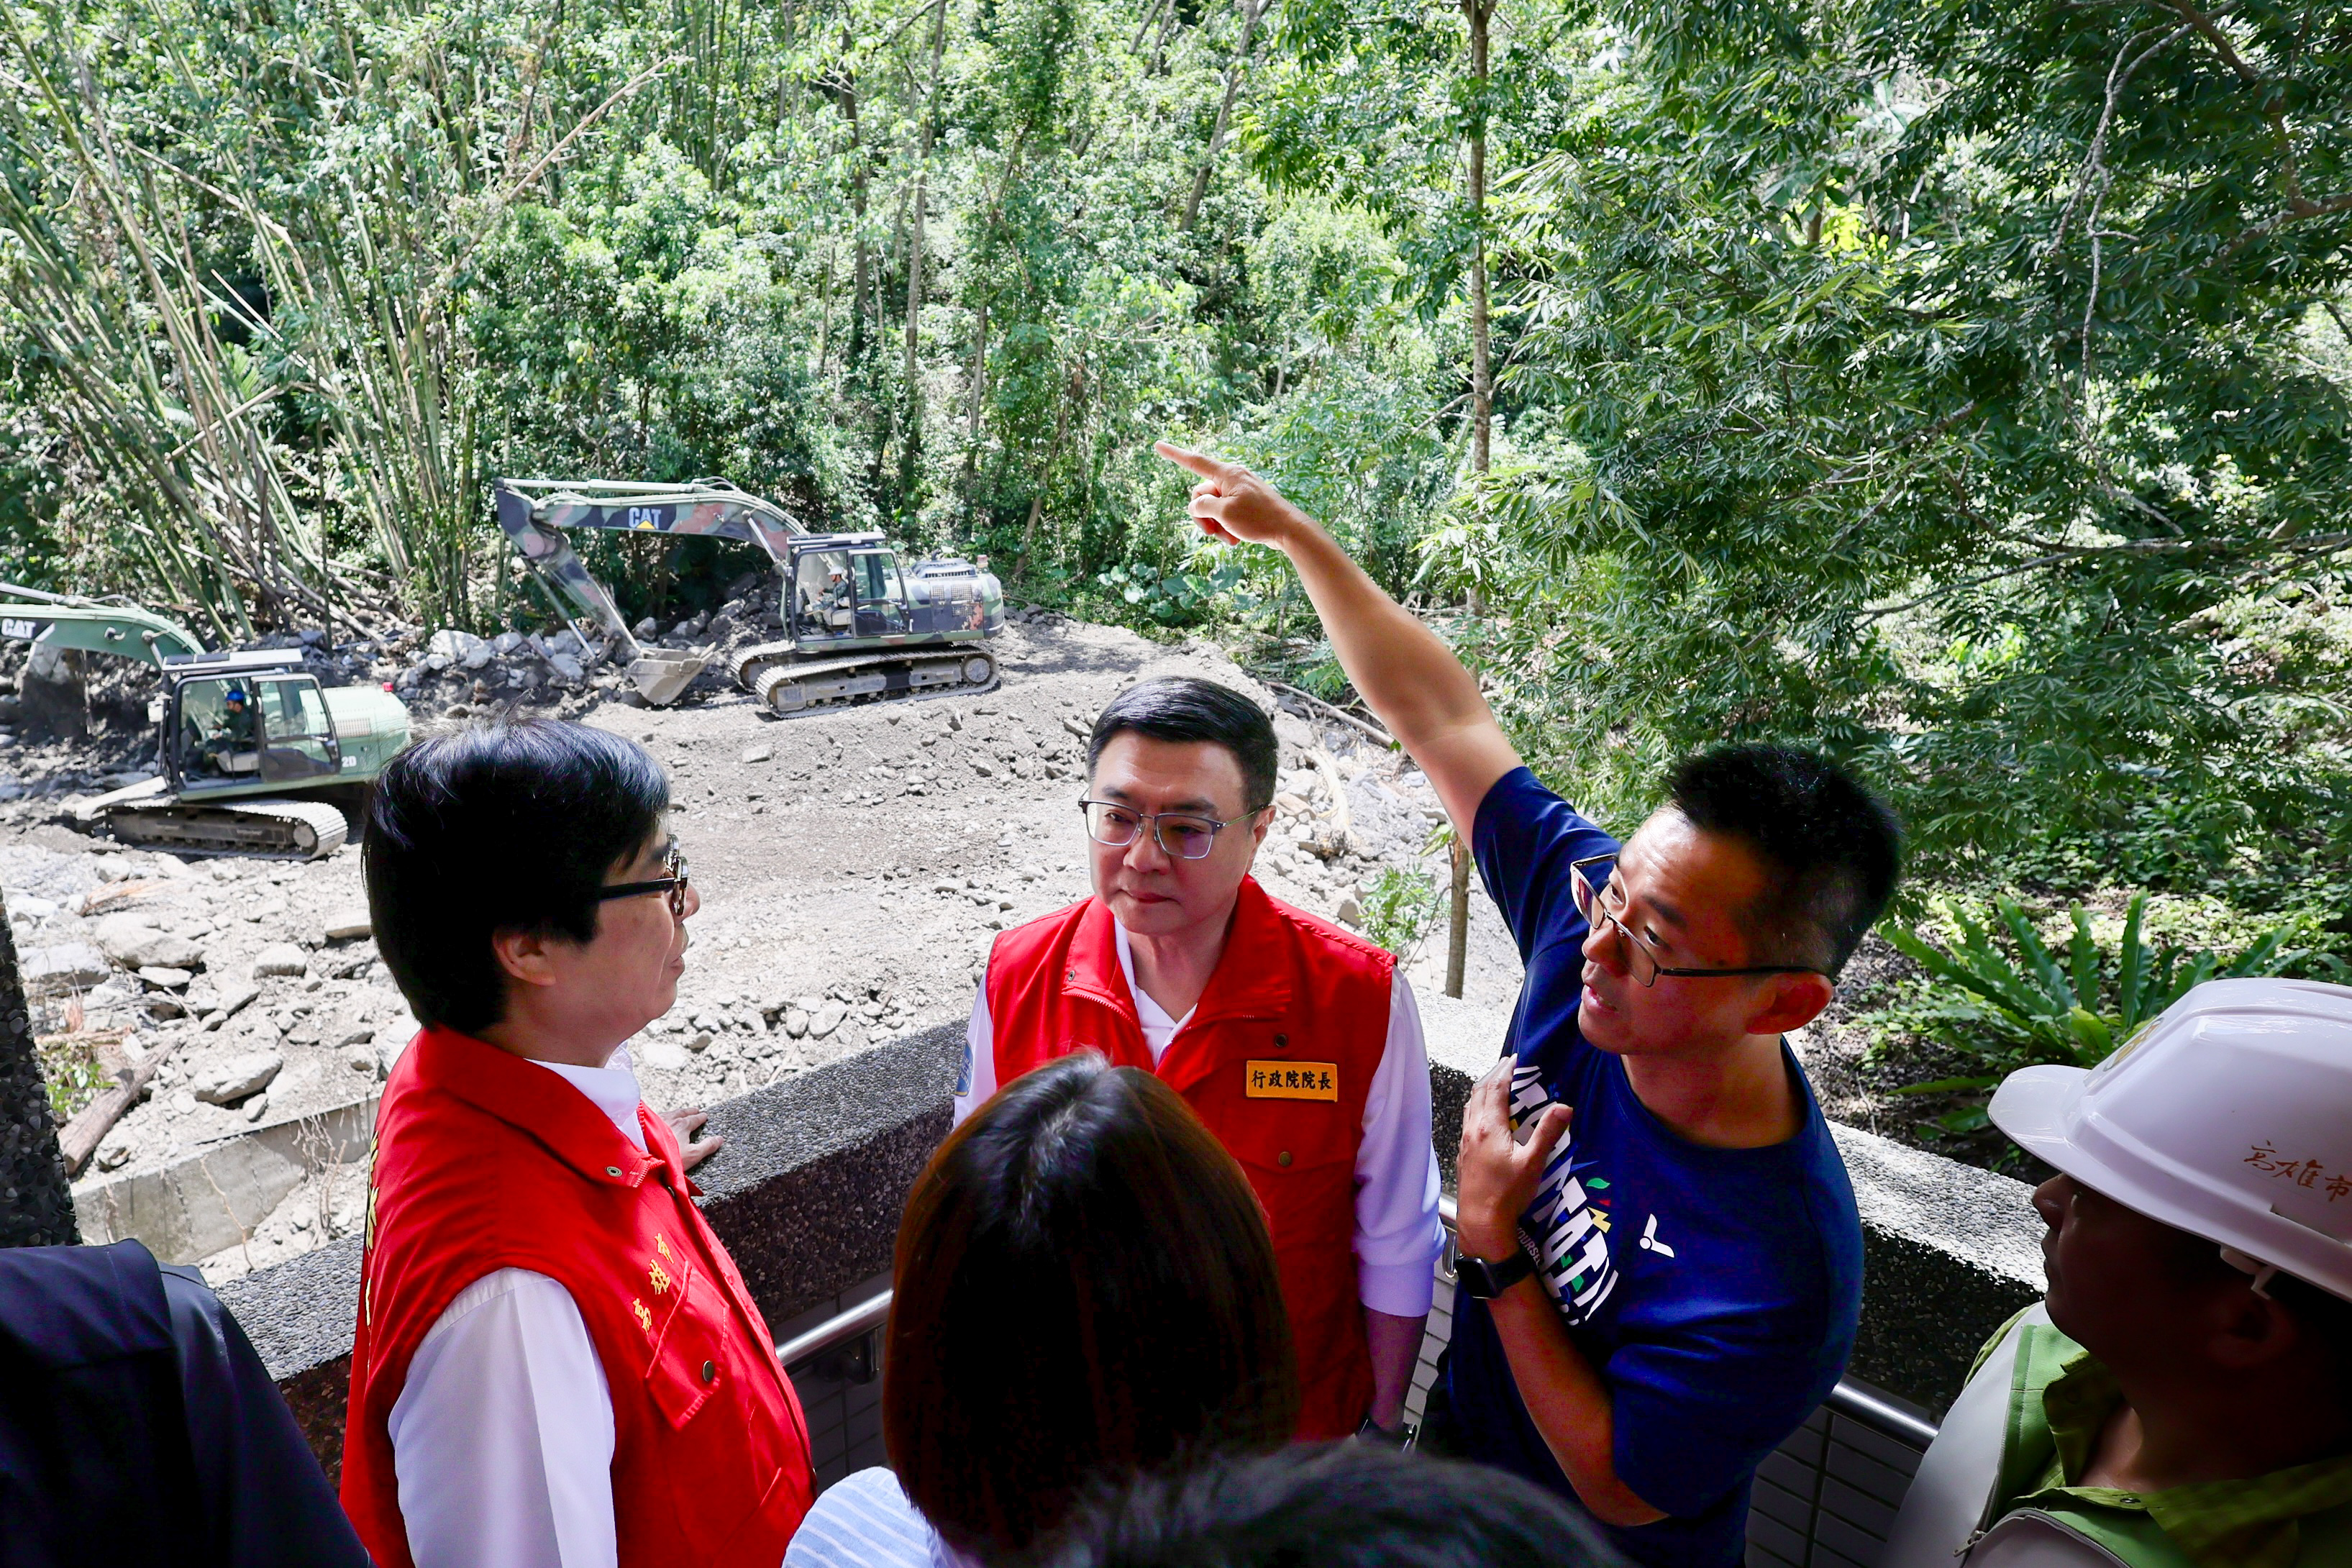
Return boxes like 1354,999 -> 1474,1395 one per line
1457,1247 -> 1534,1300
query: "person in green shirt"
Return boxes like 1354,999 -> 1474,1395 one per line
1882,978 -> 2352,1568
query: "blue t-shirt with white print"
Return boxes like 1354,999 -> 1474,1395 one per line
1443,768 -> 1863,1568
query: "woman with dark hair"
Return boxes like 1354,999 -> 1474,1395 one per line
786,1052 -> 1299,1568
342,718 -> 815,1568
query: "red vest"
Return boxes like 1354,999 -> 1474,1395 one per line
986,878 -> 1394,1439
342,1028 -> 813,1568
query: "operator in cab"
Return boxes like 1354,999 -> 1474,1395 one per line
193,685 -> 259,777
342,718 -> 814,1568
1882,979 -> 2352,1567
957,675 -> 1446,1445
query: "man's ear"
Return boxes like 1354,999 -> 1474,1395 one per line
1744,972 -> 1833,1038
2207,1282 -> 2305,1375
490,927 -> 563,990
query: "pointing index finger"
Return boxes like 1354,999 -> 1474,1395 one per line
1154,440 -> 1229,482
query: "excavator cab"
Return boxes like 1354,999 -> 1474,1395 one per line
168,673 -> 340,790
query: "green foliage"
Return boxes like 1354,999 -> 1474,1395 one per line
1877,893 -> 2312,1134
1358,865 -> 1441,963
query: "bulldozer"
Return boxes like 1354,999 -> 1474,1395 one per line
492,478 -> 1006,716
0,585 -> 411,858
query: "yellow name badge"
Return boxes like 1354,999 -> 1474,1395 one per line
1246,1061 -> 1339,1101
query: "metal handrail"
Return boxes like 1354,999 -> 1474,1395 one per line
769,1198 -> 1941,1454
777,1287 -> 893,1369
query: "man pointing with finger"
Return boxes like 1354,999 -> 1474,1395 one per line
1154,442 -> 1898,1568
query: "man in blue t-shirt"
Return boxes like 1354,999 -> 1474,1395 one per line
1157,442 -> 1900,1568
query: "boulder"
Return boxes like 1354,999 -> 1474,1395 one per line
810,1000 -> 846,1039
322,911 -> 373,942
93,913 -> 203,971
784,1008 -> 810,1038
547,652 -> 585,685
22,942 -> 110,996
493,631 -> 527,655
192,1049 -> 283,1105
427,629 -> 489,664
137,966 -> 193,989
251,943 -> 309,978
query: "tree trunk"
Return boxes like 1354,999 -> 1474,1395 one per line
0,890 -> 78,1246
1446,0 -> 1495,995
1446,837 -> 1471,1000
837,32 -> 870,373
1179,0 -> 1267,233
1464,0 -> 1492,477
903,0 -> 947,496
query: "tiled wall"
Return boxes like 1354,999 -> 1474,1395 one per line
776,1270 -> 893,1489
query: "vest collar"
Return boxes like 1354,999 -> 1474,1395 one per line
410,1026 -> 670,1193
1062,878 -> 1293,1029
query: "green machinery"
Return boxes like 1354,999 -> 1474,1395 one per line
0,585 -> 411,858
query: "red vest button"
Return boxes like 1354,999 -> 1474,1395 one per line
701,1360 -> 718,1385
1277,1151 -> 1293,1168
605,1166 -> 623,1178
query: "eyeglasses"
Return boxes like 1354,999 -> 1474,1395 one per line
1569,853 -> 1825,988
1080,799 -> 1263,861
595,842 -> 690,919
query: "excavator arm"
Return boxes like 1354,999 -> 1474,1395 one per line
491,479 -> 807,705
0,585 -> 206,666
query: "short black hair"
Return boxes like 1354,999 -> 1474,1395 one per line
888,1053 -> 1298,1555
363,719 -> 670,1034
1662,744 -> 1902,976
1034,1443 -> 1624,1568
1087,678 -> 1278,813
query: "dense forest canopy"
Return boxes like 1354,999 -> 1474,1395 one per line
1,0 -> 2349,934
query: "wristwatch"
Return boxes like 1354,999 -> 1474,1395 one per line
1456,1245 -> 1535,1300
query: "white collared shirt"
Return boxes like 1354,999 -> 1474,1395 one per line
384,1047 -> 662,1568
954,920 -> 1446,1318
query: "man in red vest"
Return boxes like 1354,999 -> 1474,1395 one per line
959,676 -> 1444,1444
342,719 -> 814,1568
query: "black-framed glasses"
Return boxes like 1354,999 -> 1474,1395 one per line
1080,798 -> 1262,861
596,843 -> 690,919
1569,853 -> 1825,988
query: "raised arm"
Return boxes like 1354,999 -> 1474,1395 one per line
1154,442 -> 1521,842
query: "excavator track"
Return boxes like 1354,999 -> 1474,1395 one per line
103,797 -> 350,860
737,645 -> 999,717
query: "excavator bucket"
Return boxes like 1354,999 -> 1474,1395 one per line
627,648 -> 708,706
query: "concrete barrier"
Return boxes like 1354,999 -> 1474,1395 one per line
222,1002 -> 2043,1477
74,1093 -> 378,1263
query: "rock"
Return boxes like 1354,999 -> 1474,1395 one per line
322,911 -> 373,942
634,617 -> 658,638
192,1050 -> 282,1105
460,642 -> 493,670
211,978 -> 261,1019
346,1047 -> 377,1075
252,943 -> 309,978
137,966 -> 193,989
427,629 -> 489,664
971,761 -> 995,778
243,1092 -> 269,1123
741,743 -> 773,764
1275,792 -> 1309,816
22,942 -> 110,996
784,1008 -> 809,1038
686,1031 -> 714,1053
640,1037 -> 689,1072
94,914 -> 203,970
810,1000 -> 846,1039
493,631 -> 527,655
547,652 -> 585,685
1061,716 -> 1089,739
1335,893 -> 1364,925
94,1136 -> 131,1172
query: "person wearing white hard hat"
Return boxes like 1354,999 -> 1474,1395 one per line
1881,977 -> 2352,1568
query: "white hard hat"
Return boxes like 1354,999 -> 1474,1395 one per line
1990,977 -> 2352,1303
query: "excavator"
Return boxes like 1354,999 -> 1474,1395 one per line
492,478 -> 1006,715
0,585 -> 411,857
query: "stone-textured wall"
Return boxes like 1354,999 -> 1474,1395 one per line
0,890 -> 78,1247
224,1001 -> 2044,1474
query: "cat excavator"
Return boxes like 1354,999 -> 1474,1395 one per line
0,585 -> 410,857
493,478 -> 1006,716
